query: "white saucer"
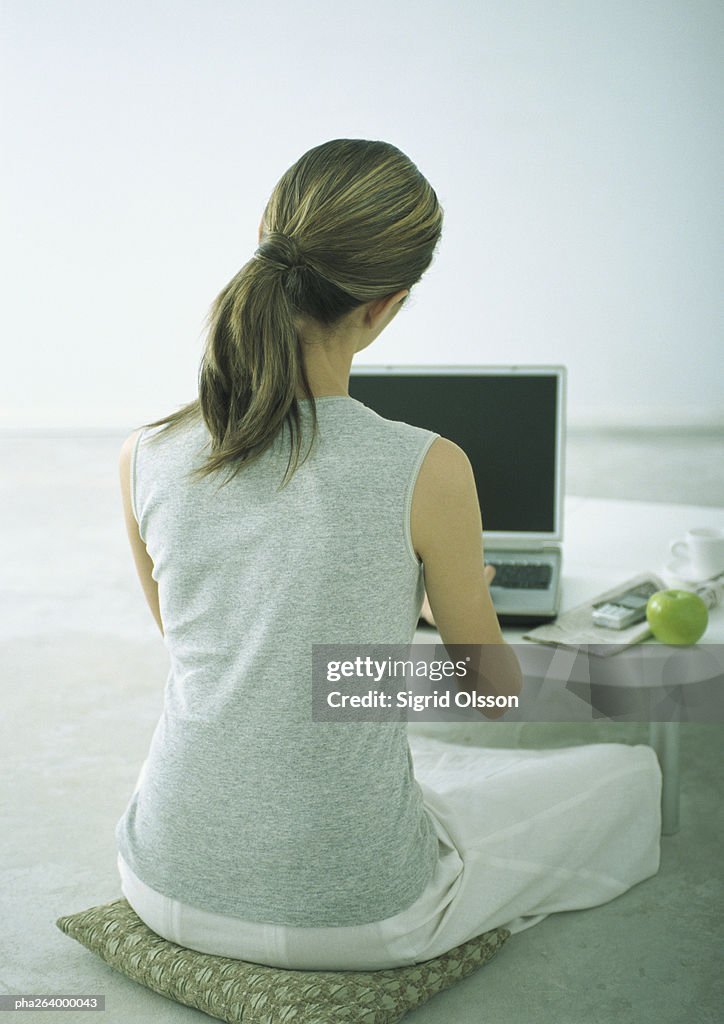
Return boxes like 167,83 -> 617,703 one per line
664,557 -> 722,586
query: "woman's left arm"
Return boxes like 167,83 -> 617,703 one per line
119,431 -> 164,636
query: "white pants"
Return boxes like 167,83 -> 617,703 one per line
117,735 -> 662,970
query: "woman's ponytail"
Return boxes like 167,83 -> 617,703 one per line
195,250 -> 314,486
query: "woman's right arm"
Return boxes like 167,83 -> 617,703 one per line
410,437 -> 523,719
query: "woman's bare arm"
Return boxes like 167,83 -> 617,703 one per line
411,437 -> 523,718
119,431 -> 164,636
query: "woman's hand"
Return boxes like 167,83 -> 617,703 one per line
420,564 -> 496,627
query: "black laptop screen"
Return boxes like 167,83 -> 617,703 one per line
348,372 -> 559,534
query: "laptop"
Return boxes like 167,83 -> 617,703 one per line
348,365 -> 566,625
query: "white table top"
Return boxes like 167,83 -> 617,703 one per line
410,496 -> 724,720
415,495 -> 724,645
512,495 -> 724,643
561,494 -> 723,584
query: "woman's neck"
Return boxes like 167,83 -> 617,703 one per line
296,342 -> 356,398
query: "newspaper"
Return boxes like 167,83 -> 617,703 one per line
522,572 -> 668,657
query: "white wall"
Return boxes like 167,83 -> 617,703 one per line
2,0 -> 722,430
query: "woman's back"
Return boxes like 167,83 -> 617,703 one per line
115,396 -> 440,927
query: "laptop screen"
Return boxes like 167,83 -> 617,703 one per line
348,368 -> 562,536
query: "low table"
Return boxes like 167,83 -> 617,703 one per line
414,495 -> 724,835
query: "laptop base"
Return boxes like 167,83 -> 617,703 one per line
497,612 -> 557,627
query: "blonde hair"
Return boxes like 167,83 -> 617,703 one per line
141,139 -> 443,486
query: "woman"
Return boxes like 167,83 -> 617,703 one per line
115,139 -> 662,971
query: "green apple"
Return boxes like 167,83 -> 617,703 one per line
646,589 -> 708,645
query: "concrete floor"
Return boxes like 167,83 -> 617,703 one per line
1,428 -> 723,1023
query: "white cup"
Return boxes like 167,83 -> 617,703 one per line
670,527 -> 724,579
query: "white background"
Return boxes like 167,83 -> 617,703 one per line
2,0 -> 722,430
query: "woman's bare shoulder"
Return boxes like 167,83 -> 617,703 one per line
416,436 -> 475,501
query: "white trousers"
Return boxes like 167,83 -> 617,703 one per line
117,734 -> 662,970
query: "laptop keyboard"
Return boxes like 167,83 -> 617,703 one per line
487,560 -> 553,590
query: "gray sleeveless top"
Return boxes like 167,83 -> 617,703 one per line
115,396 -> 441,927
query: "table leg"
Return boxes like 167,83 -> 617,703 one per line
648,721 -> 680,835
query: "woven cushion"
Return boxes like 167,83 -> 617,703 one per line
56,898 -> 509,1023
